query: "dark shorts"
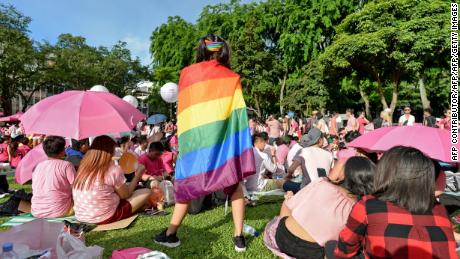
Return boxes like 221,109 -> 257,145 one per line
283,181 -> 301,193
97,199 -> 133,225
275,217 -> 325,259
223,183 -> 239,197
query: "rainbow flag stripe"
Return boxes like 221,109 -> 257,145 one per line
174,60 -> 255,202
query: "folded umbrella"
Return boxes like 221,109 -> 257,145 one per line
15,144 -> 47,184
147,114 -> 167,125
21,91 -> 145,140
348,125 -> 454,162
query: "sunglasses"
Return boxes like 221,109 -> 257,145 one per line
404,109 -> 410,111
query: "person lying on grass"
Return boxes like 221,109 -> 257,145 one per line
72,135 -> 150,225
32,136 -> 76,218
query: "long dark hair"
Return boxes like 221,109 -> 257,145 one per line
374,146 -> 435,214
341,156 -> 375,197
196,34 -> 231,68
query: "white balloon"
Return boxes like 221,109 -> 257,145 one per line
90,85 -> 109,92
122,95 -> 139,108
160,82 -> 178,103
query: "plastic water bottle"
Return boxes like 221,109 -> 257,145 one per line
1,243 -> 19,259
243,224 -> 260,237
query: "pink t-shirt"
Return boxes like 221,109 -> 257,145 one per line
285,178 -> 356,246
346,116 -> 357,132
10,146 -> 29,168
161,151 -> 174,174
267,120 -> 282,138
31,159 -> 76,218
357,117 -> 368,135
0,143 -> 8,162
72,164 -> 126,223
276,144 -> 289,166
138,154 -> 165,177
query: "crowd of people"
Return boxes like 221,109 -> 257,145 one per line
0,32 -> 456,258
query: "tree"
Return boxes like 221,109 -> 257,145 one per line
320,0 -> 450,115
0,4 -> 38,114
150,16 -> 197,83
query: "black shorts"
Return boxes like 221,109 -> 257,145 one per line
283,181 -> 301,193
275,217 -> 325,259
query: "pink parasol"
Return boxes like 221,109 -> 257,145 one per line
21,91 -> 145,140
15,144 -> 47,184
348,125 -> 455,162
0,112 -> 24,122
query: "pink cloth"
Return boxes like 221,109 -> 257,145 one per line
138,154 -> 165,177
73,164 -> 126,223
263,216 -> 295,259
31,160 -> 76,218
337,147 -> 357,161
161,151 -> 174,174
275,144 -> 289,165
357,117 -> 368,135
285,178 -> 356,246
0,143 -> 8,162
346,116 -> 357,132
10,146 -> 29,168
267,120 -> 282,138
438,118 -> 451,130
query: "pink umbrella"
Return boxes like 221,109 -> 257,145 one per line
15,144 -> 47,184
21,91 -> 145,140
0,112 -> 24,122
348,125 -> 454,162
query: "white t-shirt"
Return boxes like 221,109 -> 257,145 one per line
294,146 -> 333,188
399,114 -> 415,126
245,147 -> 277,192
287,143 -> 302,176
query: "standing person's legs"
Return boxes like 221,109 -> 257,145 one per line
166,202 -> 190,235
230,183 -> 245,236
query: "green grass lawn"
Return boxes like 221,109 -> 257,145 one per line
0,177 -> 280,258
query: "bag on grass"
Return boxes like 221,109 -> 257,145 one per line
56,231 -> 103,259
111,247 -> 152,259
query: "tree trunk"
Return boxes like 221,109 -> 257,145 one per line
389,72 -> 400,118
359,86 -> 371,119
254,94 -> 262,118
417,72 -> 431,109
279,72 -> 287,115
371,68 -> 389,110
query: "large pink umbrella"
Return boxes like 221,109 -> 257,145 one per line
15,144 -> 47,184
21,91 -> 145,140
0,112 -> 24,122
348,125 -> 455,162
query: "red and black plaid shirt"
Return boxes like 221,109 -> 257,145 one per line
334,195 -> 457,259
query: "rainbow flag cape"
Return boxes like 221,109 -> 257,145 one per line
174,60 -> 256,202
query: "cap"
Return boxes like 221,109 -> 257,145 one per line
2,242 -> 13,252
299,128 -> 322,148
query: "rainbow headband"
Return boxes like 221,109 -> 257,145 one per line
205,40 -> 224,52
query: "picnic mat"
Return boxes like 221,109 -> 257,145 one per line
1,213 -> 77,227
2,213 -> 138,231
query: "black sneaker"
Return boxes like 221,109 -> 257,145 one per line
233,235 -> 246,252
154,229 -> 181,248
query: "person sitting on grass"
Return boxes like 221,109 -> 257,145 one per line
281,128 -> 334,193
0,136 -> 11,194
334,146 -> 457,258
31,136 -> 76,218
72,135 -> 150,225
65,138 -> 89,168
264,156 -> 375,259
134,136 -> 149,157
138,142 -> 167,187
160,138 -> 176,177
244,133 -> 278,194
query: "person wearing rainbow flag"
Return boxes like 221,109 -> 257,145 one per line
154,34 -> 256,252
